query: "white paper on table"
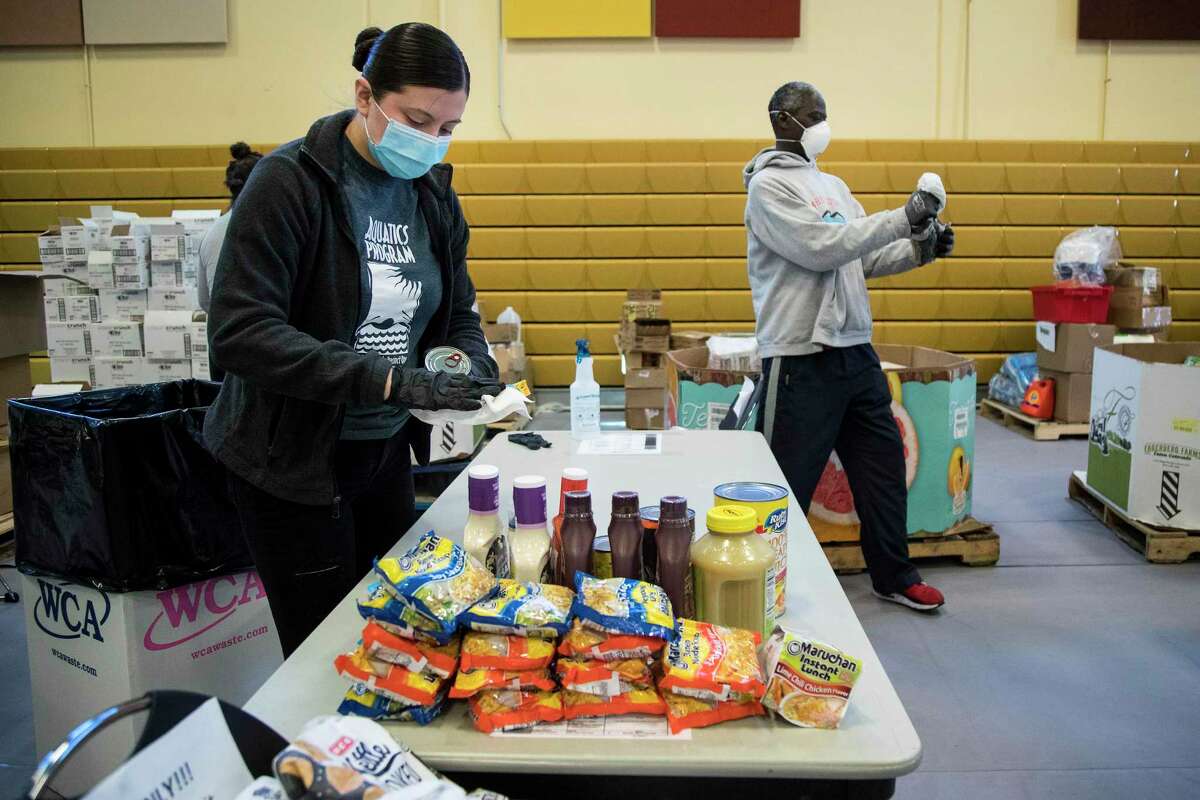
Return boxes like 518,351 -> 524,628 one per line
576,432 -> 663,456
84,697 -> 254,800
492,715 -> 690,740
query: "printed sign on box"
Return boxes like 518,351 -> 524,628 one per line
1087,343 -> 1200,530
23,570 -> 282,792
808,345 -> 976,540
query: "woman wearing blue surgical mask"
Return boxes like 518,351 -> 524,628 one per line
204,23 -> 501,656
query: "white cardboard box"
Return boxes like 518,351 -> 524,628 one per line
1087,343 -> 1200,530
90,357 -> 146,388
98,289 -> 149,322
41,265 -> 92,298
23,571 -> 282,792
89,321 -> 143,358
144,358 -> 192,382
149,286 -> 199,313
50,356 -> 93,382
190,320 -> 208,358
86,250 -> 116,290
46,322 -> 92,358
150,223 -> 187,262
191,357 -> 212,381
59,218 -> 97,265
144,311 -> 199,359
43,295 -> 100,324
37,228 -> 65,264
150,260 -> 198,290
107,224 -> 148,265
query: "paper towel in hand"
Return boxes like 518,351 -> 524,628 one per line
918,172 -> 946,213
410,385 -> 533,426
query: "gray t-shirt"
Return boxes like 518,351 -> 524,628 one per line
339,136 -> 442,440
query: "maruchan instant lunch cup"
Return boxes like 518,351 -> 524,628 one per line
713,482 -> 789,617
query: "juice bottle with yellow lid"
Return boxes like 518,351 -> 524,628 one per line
691,506 -> 775,639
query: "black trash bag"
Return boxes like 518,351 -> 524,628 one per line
8,380 -> 251,592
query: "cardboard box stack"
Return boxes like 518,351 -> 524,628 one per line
619,290 -> 670,430
1035,322 -> 1116,423
36,208 -> 218,388
1105,264 -> 1172,333
484,319 -> 528,388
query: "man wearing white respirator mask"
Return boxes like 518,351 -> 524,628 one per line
744,81 -> 953,612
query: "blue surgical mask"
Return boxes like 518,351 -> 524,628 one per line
363,99 -> 451,179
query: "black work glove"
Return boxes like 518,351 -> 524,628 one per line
904,190 -> 941,231
387,368 -> 505,412
935,223 -> 955,258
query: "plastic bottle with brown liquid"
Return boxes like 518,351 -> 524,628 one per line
551,467 -> 588,584
691,505 -> 775,639
607,492 -> 643,580
655,496 -> 694,618
560,490 -> 597,586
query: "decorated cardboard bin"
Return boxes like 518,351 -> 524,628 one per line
808,345 -> 976,542
666,345 -> 758,431
1087,343 -> 1200,530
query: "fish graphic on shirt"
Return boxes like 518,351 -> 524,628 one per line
354,261 -> 422,365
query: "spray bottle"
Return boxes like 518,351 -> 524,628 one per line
570,338 -> 601,439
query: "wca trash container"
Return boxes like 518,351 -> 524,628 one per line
8,380 -> 251,591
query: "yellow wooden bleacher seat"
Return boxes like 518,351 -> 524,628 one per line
112,169 -> 174,199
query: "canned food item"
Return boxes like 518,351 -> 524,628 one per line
639,505 -> 694,584
592,536 -> 613,579
425,346 -> 472,375
713,482 -> 789,617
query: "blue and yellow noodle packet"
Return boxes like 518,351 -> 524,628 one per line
571,573 -> 676,641
338,682 -> 449,725
374,532 -> 498,635
356,581 -> 455,645
460,580 -> 574,638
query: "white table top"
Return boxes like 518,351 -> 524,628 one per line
244,430 -> 922,780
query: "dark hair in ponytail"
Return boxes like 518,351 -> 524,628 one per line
224,142 -> 263,202
352,23 -> 470,98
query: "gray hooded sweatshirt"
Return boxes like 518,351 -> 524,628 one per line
744,148 -> 921,358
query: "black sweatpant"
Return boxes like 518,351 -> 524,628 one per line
227,429 -> 417,656
759,344 -> 920,595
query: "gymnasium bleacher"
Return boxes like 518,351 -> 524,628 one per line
2,139 -> 1197,386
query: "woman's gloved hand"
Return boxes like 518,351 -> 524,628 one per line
387,368 -> 505,411
904,190 -> 941,232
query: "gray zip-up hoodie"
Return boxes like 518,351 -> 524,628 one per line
744,149 -> 922,357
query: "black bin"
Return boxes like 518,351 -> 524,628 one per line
8,380 -> 250,591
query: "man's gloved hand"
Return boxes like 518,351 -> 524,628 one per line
935,223 -> 955,258
912,224 -> 937,265
387,368 -> 505,412
904,190 -> 941,231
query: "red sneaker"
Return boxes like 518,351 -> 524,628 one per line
874,582 -> 945,612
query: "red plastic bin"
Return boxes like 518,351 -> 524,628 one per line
1030,284 -> 1113,324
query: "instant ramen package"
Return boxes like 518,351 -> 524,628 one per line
561,688 -> 667,720
555,657 -> 656,696
374,531 -> 498,634
360,620 -> 461,679
760,626 -> 862,729
460,632 -> 556,671
356,581 -> 456,645
272,715 -> 445,799
468,690 -> 564,733
571,573 -> 675,641
658,619 -> 767,702
460,580 -> 574,637
333,648 -> 447,707
557,619 -> 668,662
662,691 -> 764,734
449,668 -> 557,699
337,682 -> 450,726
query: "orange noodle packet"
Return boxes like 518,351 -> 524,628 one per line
557,619 -> 667,662
359,620 -> 461,679
333,648 -> 446,707
561,688 -> 667,720
555,657 -> 655,696
449,668 -> 557,699
662,691 -> 765,734
460,632 -> 555,671
658,619 -> 767,702
468,691 -> 563,733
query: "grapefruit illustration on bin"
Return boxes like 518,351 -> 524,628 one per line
948,445 -> 971,515
809,401 -> 919,541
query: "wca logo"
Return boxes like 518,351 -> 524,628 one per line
34,579 -> 111,643
142,571 -> 267,652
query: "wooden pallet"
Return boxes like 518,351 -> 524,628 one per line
1067,471 -> 1200,564
821,517 -> 999,573
978,398 -> 1089,441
